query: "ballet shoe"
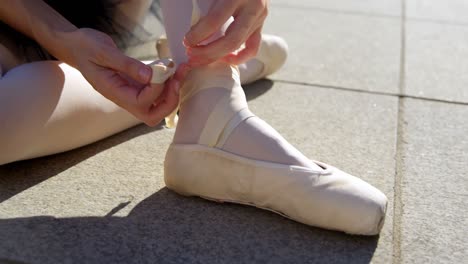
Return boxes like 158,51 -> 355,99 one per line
164,61 -> 388,235
155,34 -> 288,84
148,58 -> 176,84
240,34 -> 288,84
156,35 -> 171,60
148,58 -> 178,128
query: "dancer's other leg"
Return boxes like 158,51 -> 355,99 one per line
160,0 -> 321,169
0,61 -> 140,165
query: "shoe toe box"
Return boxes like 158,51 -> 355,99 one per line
322,168 -> 388,235
258,34 -> 289,77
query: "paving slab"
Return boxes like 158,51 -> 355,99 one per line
0,124 -> 174,218
398,98 -> 468,263
0,81 -> 397,264
272,0 -> 401,16
264,7 -> 401,94
405,20 -> 468,103
247,82 -> 398,264
406,0 -> 468,24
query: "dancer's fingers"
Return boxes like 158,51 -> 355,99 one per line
145,79 -> 180,127
173,63 -> 192,82
100,48 -> 152,84
137,62 -> 187,126
184,0 -> 237,47
95,76 -> 149,123
223,27 -> 262,65
187,6 -> 267,67
187,10 -> 260,65
136,83 -> 165,107
92,66 -> 139,107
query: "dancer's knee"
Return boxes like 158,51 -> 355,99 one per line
0,61 -> 66,165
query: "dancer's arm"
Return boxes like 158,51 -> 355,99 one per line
0,0 -> 180,126
184,0 -> 269,65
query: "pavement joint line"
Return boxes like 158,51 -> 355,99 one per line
392,1 -> 406,263
398,0 -> 407,96
407,17 -> 468,28
272,3 -> 468,28
392,98 -> 405,264
271,3 -> 400,20
272,79 -> 468,106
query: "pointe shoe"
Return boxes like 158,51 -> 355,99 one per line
156,35 -> 171,60
164,61 -> 388,235
240,34 -> 288,84
148,58 -> 178,127
155,34 -> 288,84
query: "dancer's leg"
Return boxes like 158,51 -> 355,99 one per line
160,0 -> 320,169
0,61 -> 141,165
162,0 -> 387,235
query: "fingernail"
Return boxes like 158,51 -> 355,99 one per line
139,66 -> 152,83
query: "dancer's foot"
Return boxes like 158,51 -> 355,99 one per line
238,34 -> 288,85
163,61 -> 388,235
172,61 -> 320,170
162,0 -> 386,235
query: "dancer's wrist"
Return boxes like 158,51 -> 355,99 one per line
41,27 -> 81,67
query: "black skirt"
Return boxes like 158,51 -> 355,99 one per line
0,0 -> 150,62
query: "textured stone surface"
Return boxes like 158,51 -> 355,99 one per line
405,20 -> 468,103
2,1 -> 468,263
406,0 -> 468,24
0,124 -> 174,218
247,82 -> 398,264
272,0 -> 401,16
0,82 -> 397,264
398,99 -> 468,263
263,7 -> 401,93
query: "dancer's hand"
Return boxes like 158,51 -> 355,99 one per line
0,0 -> 180,126
184,0 -> 268,66
66,28 -> 181,126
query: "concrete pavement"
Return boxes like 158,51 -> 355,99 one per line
1,0 -> 467,263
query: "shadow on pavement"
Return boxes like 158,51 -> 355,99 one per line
0,124 -> 164,203
0,78 -> 378,263
0,78 -> 273,204
244,79 -> 274,101
0,188 -> 379,264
